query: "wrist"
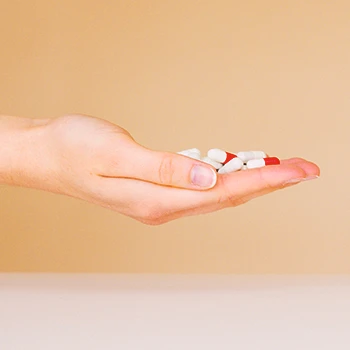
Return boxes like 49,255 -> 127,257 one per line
0,116 -> 56,192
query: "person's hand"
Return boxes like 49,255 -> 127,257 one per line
38,114 -> 319,224
1,114 -> 320,225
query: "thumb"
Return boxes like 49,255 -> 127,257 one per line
153,151 -> 218,189
107,144 -> 218,190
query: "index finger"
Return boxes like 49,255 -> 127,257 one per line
217,157 -> 320,199
153,158 -> 320,222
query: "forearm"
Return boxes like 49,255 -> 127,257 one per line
0,115 -> 54,191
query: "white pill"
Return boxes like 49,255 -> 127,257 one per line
207,148 -> 227,163
236,151 -> 266,162
187,148 -> 201,154
177,148 -> 201,158
178,151 -> 201,160
177,150 -> 189,156
186,151 -> 201,160
200,156 -> 223,170
246,159 -> 265,169
218,157 -> 243,174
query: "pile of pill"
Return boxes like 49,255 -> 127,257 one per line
177,148 -> 280,174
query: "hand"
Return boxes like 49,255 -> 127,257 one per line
1,114 -> 320,225
42,114 -> 320,224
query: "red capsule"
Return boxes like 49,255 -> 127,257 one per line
264,157 -> 280,166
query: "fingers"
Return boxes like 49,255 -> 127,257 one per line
280,157 -> 320,178
90,176 -> 211,224
157,158 -> 320,222
96,158 -> 316,220
217,162 -> 307,200
102,142 -> 218,190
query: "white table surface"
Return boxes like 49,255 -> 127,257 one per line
0,274 -> 349,350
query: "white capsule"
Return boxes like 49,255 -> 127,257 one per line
218,157 -> 243,174
246,159 -> 265,169
207,148 -> 227,163
200,156 -> 223,170
177,148 -> 200,155
177,151 -> 201,160
236,151 -> 266,162
177,150 -> 189,156
186,151 -> 201,160
177,148 -> 201,158
186,148 -> 201,155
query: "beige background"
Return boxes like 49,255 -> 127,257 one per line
0,0 -> 349,273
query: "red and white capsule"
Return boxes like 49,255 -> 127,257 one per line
246,157 -> 280,169
207,148 -> 237,164
218,157 -> 243,174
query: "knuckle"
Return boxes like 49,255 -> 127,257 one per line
225,192 -> 248,207
290,157 -> 304,162
230,195 -> 249,207
216,186 -> 236,207
158,154 -> 176,185
218,179 -> 248,208
257,168 -> 274,190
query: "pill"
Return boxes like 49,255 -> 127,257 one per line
187,152 -> 201,160
207,148 -> 237,164
177,148 -> 201,155
246,157 -> 280,169
178,151 -> 201,160
177,148 -> 201,159
177,150 -> 190,156
236,151 -> 267,162
200,156 -> 223,170
185,148 -> 201,155
218,157 -> 243,174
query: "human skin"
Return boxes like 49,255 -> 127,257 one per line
0,114 -> 320,225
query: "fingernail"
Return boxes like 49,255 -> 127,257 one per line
302,175 -> 319,181
191,165 -> 217,188
284,178 -> 303,185
284,175 -> 319,185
